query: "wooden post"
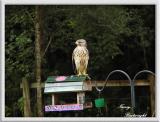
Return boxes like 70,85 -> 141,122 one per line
52,94 -> 58,105
148,74 -> 155,116
52,94 -> 55,105
22,78 -> 32,117
77,92 -> 85,104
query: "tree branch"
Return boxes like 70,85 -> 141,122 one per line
43,35 -> 53,57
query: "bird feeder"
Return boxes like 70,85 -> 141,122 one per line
95,98 -> 106,108
44,75 -> 92,112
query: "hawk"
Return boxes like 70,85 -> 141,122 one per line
72,39 -> 89,76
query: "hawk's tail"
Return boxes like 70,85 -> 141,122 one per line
72,53 -> 77,74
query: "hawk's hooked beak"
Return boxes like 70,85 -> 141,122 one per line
75,41 -> 79,45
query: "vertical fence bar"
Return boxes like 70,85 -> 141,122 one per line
148,74 -> 155,116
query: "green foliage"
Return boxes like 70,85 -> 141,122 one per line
5,6 -> 35,117
17,97 -> 24,115
5,6 -> 35,79
5,106 -> 12,117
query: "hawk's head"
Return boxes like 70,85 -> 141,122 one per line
75,39 -> 87,47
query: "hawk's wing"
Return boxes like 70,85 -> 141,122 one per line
72,46 -> 89,75
72,49 -> 76,74
85,48 -> 89,65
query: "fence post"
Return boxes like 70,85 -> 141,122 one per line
148,74 -> 155,116
22,77 -> 32,117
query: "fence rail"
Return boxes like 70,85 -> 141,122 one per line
20,79 -> 150,88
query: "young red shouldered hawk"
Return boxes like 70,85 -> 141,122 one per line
72,39 -> 89,76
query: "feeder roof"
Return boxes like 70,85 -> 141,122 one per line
45,75 -> 88,83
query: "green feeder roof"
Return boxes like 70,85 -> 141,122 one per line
45,75 -> 88,83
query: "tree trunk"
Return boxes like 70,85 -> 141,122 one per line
35,5 -> 43,117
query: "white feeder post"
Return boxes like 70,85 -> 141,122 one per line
77,92 -> 85,104
52,94 -> 58,105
